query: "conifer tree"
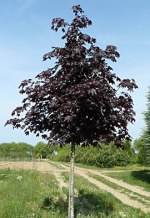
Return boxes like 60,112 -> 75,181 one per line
142,87 -> 150,165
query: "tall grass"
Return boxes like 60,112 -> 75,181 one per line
0,168 -> 67,218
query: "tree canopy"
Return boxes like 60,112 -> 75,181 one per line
6,5 -> 138,147
34,142 -> 50,159
141,87 -> 150,165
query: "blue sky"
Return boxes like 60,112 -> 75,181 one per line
0,0 -> 150,145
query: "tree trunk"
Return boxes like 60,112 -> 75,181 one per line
68,143 -> 75,218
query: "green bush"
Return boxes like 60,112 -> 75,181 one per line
95,150 -> 115,168
114,149 -> 131,166
52,142 -> 133,168
52,145 -> 70,162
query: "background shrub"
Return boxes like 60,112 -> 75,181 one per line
52,142 -> 134,168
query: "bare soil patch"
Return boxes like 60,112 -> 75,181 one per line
0,160 -> 65,172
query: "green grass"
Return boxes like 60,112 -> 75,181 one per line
0,168 -> 67,218
105,170 -> 150,192
74,162 -> 150,171
1,166 -> 150,218
112,165 -> 150,171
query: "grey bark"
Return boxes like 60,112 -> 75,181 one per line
68,143 -> 75,218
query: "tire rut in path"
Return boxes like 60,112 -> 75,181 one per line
88,169 -> 150,198
60,164 -> 150,213
36,161 -> 69,191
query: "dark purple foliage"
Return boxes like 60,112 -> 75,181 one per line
6,5 -> 138,146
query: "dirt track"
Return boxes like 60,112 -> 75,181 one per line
0,161 -> 150,213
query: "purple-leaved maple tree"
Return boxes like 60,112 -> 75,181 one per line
6,5 -> 138,218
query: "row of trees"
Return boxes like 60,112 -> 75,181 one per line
0,142 -> 49,159
0,140 -> 147,166
51,141 -> 135,167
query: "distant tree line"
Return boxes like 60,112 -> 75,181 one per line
0,142 -> 33,159
0,140 -> 136,167
0,142 -> 50,159
50,141 -> 135,168
0,137 -> 149,166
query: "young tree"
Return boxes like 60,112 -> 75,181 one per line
6,5 -> 138,217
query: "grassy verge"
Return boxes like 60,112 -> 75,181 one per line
74,162 -> 150,171
112,165 -> 150,171
0,168 -> 67,218
105,170 -> 150,192
62,172 -> 150,218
